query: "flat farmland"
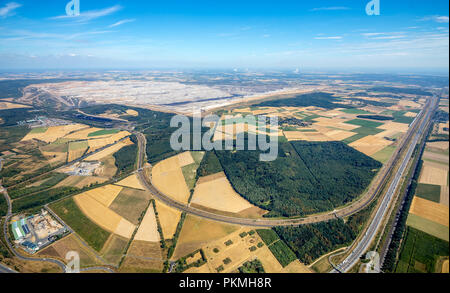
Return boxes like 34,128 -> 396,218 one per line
55,175 -> 108,189
191,172 -> 258,214
100,234 -> 129,266
21,124 -> 86,143
409,197 -> 449,227
83,184 -> 123,207
50,198 -> 111,251
349,135 -> 393,156
115,174 -> 145,190
84,138 -> 133,161
120,241 -> 163,273
152,154 -> 191,204
134,204 -> 160,242
154,200 -> 182,239
406,213 -> 449,241
109,188 -> 151,225
37,234 -> 102,268
419,162 -> 448,186
172,214 -> 239,260
74,189 -> 136,239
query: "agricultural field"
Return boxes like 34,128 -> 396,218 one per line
395,227 -> 449,273
120,240 -> 164,273
134,204 -> 160,242
50,198 -> 111,252
191,172 -> 265,216
171,214 -> 239,260
37,234 -> 103,268
151,152 -> 192,204
109,187 -> 151,225
154,200 -> 182,240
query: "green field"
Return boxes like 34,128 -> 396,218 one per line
342,133 -> 367,144
109,188 -> 150,225
267,240 -> 297,267
29,127 -> 48,134
395,227 -> 449,273
197,151 -> 223,177
256,229 -> 280,246
340,108 -> 373,115
50,198 -> 111,251
68,141 -> 88,151
87,129 -> 120,137
392,111 -> 415,124
415,183 -> 441,203
371,145 -> 396,164
406,213 -> 449,241
344,119 -> 384,128
352,126 -> 384,136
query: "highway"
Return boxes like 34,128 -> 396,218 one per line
134,95 -> 435,228
330,95 -> 437,273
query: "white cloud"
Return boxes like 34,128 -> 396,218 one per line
51,5 -> 122,22
314,36 -> 342,40
310,7 -> 350,12
0,2 -> 21,18
420,15 -> 449,23
109,19 -> 135,28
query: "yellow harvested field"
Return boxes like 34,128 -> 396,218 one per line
404,112 -> 418,118
84,138 -> 133,161
115,174 -> 145,190
409,197 -> 449,227
419,162 -> 448,186
154,200 -> 181,239
442,260 -> 449,273
114,218 -> 136,239
349,135 -> 393,156
378,121 -> 410,132
283,131 -> 332,142
67,148 -> 87,162
173,215 -> 239,260
41,151 -> 67,165
441,186 -> 449,207
126,109 -> 139,116
64,127 -> 102,140
324,129 -> 356,141
22,124 -> 86,143
134,205 -> 160,242
152,155 -> 190,204
84,184 -> 123,207
74,191 -> 135,238
177,151 -> 195,167
87,131 -> 130,152
375,129 -> 400,139
281,260 -> 313,273
191,172 -> 255,213
0,102 -> 31,109
398,100 -> 422,108
427,141 -> 449,151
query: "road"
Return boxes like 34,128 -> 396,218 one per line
330,95 -> 437,273
134,95 -> 435,228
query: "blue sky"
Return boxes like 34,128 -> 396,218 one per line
0,0 -> 448,73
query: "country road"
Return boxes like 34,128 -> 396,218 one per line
330,95 -> 438,273
134,94 -> 435,228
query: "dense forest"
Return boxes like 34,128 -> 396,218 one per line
215,141 -> 381,217
113,136 -> 138,176
196,151 -> 223,177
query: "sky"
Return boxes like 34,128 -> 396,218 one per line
0,0 -> 448,73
